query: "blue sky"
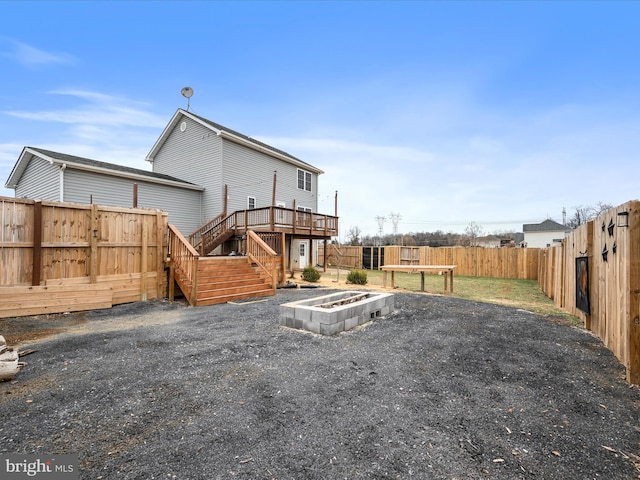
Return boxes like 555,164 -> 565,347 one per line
1,1 -> 638,239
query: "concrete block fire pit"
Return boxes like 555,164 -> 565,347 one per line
280,291 -> 394,335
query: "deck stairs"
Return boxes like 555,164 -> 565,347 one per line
169,224 -> 279,307
193,256 -> 274,306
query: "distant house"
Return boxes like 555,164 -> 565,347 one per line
522,219 -> 571,248
4,109 -> 337,271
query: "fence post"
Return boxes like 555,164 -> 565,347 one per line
32,201 -> 42,286
627,206 -> 640,384
90,204 -> 98,284
141,221 -> 148,301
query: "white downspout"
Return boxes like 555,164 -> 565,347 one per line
59,163 -> 66,202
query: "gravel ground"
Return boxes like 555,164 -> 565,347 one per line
1,288 -> 639,479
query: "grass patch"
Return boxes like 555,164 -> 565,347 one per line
361,269 -> 581,327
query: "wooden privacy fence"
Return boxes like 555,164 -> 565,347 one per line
0,197 -> 168,318
319,245 -> 539,279
538,200 -> 640,384
319,245 -> 365,270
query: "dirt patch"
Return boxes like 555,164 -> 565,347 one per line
0,313 -> 89,345
1,290 -> 639,479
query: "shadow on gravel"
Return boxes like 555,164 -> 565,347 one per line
1,290 -> 639,479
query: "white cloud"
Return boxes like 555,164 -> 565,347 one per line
3,39 -> 76,67
254,93 -> 640,238
0,90 -> 165,196
4,89 -> 166,128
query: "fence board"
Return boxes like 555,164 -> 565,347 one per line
0,196 -> 168,317
538,200 -> 640,384
0,284 -> 113,318
318,245 -> 540,279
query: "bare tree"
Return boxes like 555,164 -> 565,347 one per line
346,226 -> 362,246
566,202 -> 613,229
463,221 -> 484,247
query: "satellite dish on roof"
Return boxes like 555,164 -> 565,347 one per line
181,86 -> 193,111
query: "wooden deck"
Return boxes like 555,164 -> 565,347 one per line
190,206 -> 338,256
169,225 -> 280,306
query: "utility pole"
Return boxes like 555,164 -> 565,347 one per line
375,215 -> 386,246
389,212 -> 402,234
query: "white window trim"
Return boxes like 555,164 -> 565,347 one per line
297,169 -> 312,192
247,196 -> 256,209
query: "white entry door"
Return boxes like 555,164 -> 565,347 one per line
299,241 -> 309,269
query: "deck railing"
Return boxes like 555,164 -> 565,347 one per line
246,230 -> 280,289
234,206 -> 338,235
194,207 -> 338,256
168,224 -> 200,306
188,212 -> 225,253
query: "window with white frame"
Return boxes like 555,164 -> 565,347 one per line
247,196 -> 256,209
297,169 -> 312,192
297,206 -> 312,212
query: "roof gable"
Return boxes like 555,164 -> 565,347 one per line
145,109 -> 323,174
5,147 -> 203,190
523,219 -> 569,232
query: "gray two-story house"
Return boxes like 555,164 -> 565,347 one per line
5,109 -> 338,288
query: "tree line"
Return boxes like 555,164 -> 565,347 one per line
342,203 -> 612,247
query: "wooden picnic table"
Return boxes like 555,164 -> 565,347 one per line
381,265 -> 457,294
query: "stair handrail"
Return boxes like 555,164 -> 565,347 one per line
188,212 -> 227,251
168,224 -> 200,306
189,212 -> 239,256
246,230 -> 280,290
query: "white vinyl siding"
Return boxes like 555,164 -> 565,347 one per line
523,231 -> 570,249
151,117 -> 221,225
222,140 -> 318,214
14,156 -> 60,201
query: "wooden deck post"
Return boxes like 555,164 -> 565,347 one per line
281,232 -> 286,282
292,200 -> 297,235
156,211 -> 165,298
190,257 -> 199,306
168,261 -> 175,301
272,171 -> 277,206
323,239 -> 327,272
31,201 -> 42,286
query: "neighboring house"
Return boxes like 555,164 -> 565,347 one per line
522,219 -> 571,248
4,109 -> 337,272
4,147 -> 203,233
514,232 -> 525,246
